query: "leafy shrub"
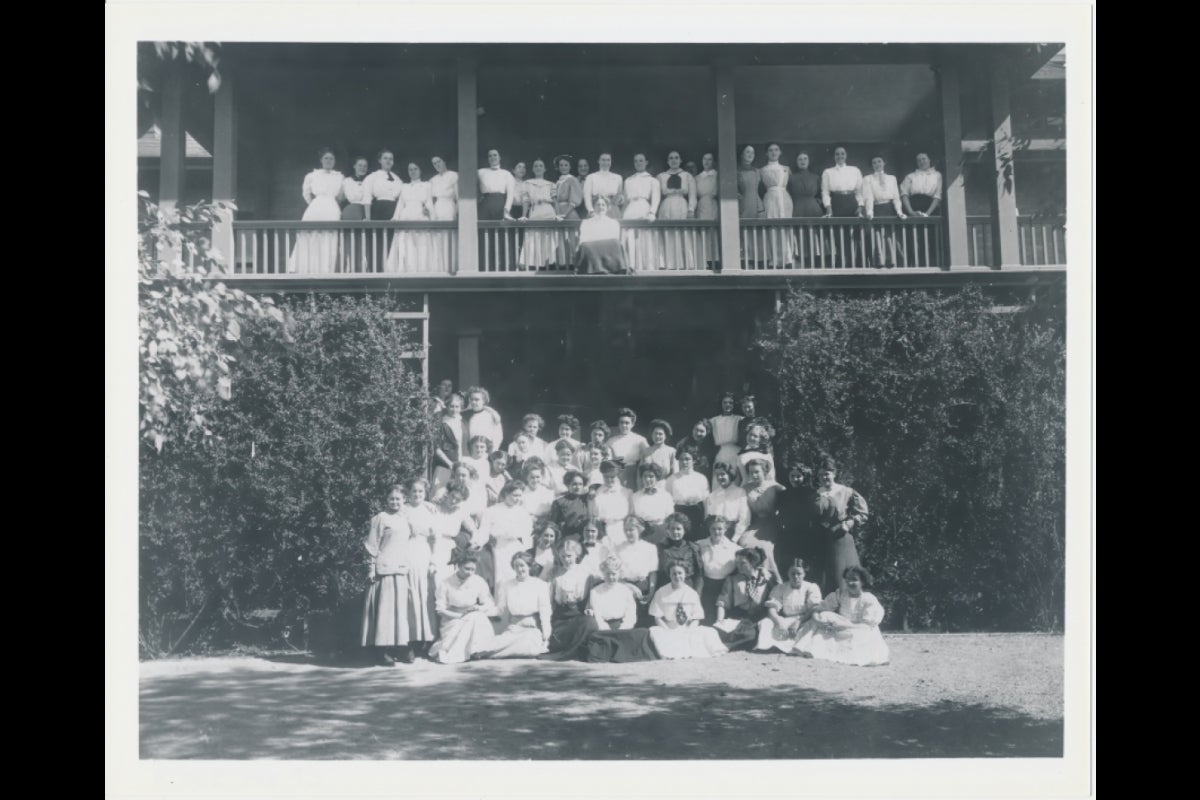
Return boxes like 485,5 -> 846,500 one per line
139,294 -> 432,656
758,285 -> 1065,631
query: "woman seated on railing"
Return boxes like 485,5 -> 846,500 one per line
287,147 -> 343,275
575,197 -> 629,274
863,155 -> 907,268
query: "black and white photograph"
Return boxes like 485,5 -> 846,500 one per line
107,2 -> 1094,798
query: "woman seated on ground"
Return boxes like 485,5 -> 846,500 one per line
792,565 -> 889,666
581,556 -> 660,662
480,551 -> 553,659
648,562 -> 728,660
539,538 -> 601,661
698,514 -> 740,623
610,515 -> 660,621
575,196 -> 629,274
754,558 -> 823,654
713,547 -> 776,651
428,550 -> 497,664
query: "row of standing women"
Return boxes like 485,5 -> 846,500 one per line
288,145 -> 944,273
361,384 -> 887,668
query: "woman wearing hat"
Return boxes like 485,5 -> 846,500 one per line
813,455 -> 869,594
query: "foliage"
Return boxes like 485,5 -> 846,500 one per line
139,294 -> 433,657
138,195 -> 287,451
759,286 -> 1066,631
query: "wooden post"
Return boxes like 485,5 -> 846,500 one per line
938,61 -> 969,269
989,59 -> 1020,268
458,330 -> 481,389
212,70 -> 237,273
158,62 -> 186,212
457,57 -> 479,274
715,60 -> 741,273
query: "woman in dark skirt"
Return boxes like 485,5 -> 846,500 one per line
772,462 -> 819,585
813,455 -> 869,594
788,151 -> 824,267
582,555 -> 660,663
575,197 -> 629,274
900,152 -> 944,266
863,156 -> 907,268
821,146 -> 865,267
712,547 -> 776,651
341,156 -> 370,220
665,449 -> 710,539
539,539 -> 601,661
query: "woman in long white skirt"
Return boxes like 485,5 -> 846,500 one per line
287,147 -> 343,274
387,162 -> 435,272
429,551 -> 497,664
648,563 -> 728,659
792,565 -> 889,666
755,559 -> 824,652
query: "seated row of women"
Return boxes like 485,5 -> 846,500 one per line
365,496 -> 889,669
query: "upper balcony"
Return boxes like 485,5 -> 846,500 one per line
144,43 -> 1068,291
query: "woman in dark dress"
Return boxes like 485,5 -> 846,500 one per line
813,455 -> 869,594
712,547 -> 776,650
773,462 -> 821,587
675,418 -> 717,477
548,470 -> 594,540
538,539 -> 601,661
788,151 -> 825,267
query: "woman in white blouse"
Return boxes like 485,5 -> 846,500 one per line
428,156 -> 458,274
428,551 -> 497,664
287,147 -> 343,274
792,564 -> 889,666
821,146 -> 865,267
481,551 -> 552,659
759,143 -> 796,268
705,463 -> 751,542
363,149 -> 402,221
387,162 -> 436,273
901,152 -> 944,266
648,562 -> 728,659
341,156 -> 370,220
518,158 -> 559,270
863,155 -> 907,268
583,153 -> 624,219
622,153 -> 663,271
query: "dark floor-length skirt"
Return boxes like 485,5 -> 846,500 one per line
538,606 -> 601,661
908,195 -> 938,266
575,240 -> 629,274
584,622 -> 660,663
825,533 -> 861,594
715,609 -> 765,651
829,192 -> 863,268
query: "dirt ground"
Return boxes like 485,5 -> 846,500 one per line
139,633 -> 1063,760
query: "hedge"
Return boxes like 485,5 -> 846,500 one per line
138,294 -> 432,656
758,285 -> 1066,631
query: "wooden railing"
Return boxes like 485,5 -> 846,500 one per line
967,216 -> 995,267
1018,216 -> 1066,266
738,217 -> 944,270
230,220 -> 457,275
477,219 -> 720,273
966,215 -> 1065,267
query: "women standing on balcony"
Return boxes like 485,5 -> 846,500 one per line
429,156 -> 458,220
583,153 -> 623,219
760,143 -> 795,268
363,149 -> 402,221
287,147 -> 344,275
622,153 -> 663,271
477,149 -> 516,270
656,150 -> 698,270
863,155 -> 906,268
788,151 -> 824,268
575,158 -> 591,218
821,146 -> 865,267
900,152 -> 943,218
553,155 -> 583,221
341,156 -> 370,221
519,159 -> 559,270
901,152 -> 943,267
694,153 -> 720,267
737,145 -> 764,219
387,162 -> 435,273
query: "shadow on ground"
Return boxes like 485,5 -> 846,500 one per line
140,657 -> 1062,760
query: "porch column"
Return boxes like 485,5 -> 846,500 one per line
715,60 -> 741,273
937,61 -> 969,268
457,330 -> 481,389
457,57 -> 479,274
212,70 -> 237,273
989,59 -> 1020,268
158,62 -> 186,213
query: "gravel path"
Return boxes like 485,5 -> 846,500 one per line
140,633 -> 1062,760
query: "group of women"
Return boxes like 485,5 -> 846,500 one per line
287,145 -> 944,274
360,384 -> 888,669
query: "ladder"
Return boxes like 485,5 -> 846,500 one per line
384,293 -> 430,391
